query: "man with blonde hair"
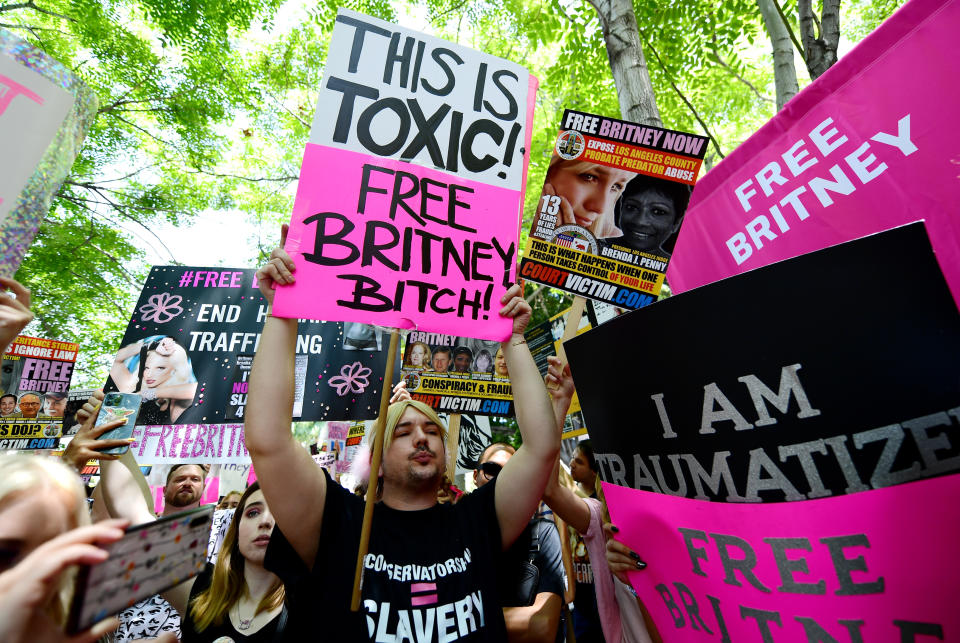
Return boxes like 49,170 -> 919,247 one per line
247,233 -> 560,641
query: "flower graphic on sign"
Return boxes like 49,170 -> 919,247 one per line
139,293 -> 184,324
328,362 -> 371,396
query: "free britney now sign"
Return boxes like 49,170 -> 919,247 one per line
667,0 -> 960,306
273,11 -> 537,341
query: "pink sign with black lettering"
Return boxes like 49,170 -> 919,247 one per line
667,0 -> 960,307
604,475 -> 959,641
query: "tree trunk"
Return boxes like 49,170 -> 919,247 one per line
586,0 -> 662,127
756,0 -> 800,110
799,0 -> 841,80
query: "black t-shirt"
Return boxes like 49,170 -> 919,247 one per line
266,471 -> 508,642
497,517 -> 565,607
180,563 -> 283,643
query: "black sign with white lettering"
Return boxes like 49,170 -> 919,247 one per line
566,223 -> 960,502
104,266 -> 400,425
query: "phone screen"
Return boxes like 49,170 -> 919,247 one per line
94,392 -> 142,454
67,505 -> 214,633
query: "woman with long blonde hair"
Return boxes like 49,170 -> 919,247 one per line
96,444 -> 285,641
0,454 -> 129,642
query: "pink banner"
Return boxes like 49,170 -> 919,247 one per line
604,476 -> 960,640
130,423 -> 250,465
667,0 -> 960,307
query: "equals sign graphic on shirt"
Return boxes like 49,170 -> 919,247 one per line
410,582 -> 437,606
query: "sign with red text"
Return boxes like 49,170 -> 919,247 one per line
105,266 -> 400,427
667,0 -> 960,308
272,10 -> 537,341
566,223 -> 960,501
402,331 -> 513,416
519,109 -> 706,308
524,305 -> 592,438
0,335 -> 78,448
605,477 -> 959,640
0,29 -> 98,275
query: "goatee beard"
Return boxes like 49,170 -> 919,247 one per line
166,490 -> 198,508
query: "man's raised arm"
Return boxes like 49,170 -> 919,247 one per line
494,285 -> 560,549
246,226 -> 326,568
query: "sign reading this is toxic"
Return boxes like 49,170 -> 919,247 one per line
272,10 -> 537,341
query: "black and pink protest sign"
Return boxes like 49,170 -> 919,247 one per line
271,10 -> 537,341
105,266 -> 400,434
567,223 -> 960,502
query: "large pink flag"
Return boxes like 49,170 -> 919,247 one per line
667,0 -> 960,307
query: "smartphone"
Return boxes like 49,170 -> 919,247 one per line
67,505 -> 214,634
94,392 -> 142,454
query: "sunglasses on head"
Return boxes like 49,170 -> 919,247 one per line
480,462 -> 503,478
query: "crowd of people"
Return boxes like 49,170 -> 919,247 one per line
0,239 -> 655,641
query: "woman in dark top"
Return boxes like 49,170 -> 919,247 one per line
98,450 -> 286,642
181,482 -> 285,642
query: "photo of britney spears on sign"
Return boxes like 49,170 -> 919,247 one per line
521,109 -> 708,310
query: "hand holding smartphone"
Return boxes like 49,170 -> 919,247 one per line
93,392 -> 142,455
67,506 -> 214,634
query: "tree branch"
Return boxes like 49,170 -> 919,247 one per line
641,32 -> 725,159
0,0 -> 75,21
772,0 -> 805,57
58,186 -> 178,261
799,0 -> 841,79
711,49 -> 775,104
184,167 -> 298,184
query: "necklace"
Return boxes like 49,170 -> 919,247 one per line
235,601 -> 254,631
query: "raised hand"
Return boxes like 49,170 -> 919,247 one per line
498,284 -> 532,338
256,223 -> 296,305
0,277 -> 33,354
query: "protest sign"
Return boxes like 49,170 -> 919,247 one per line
271,10 -> 536,341
519,109 -> 707,308
218,462 -> 251,494
524,306 -> 592,438
667,0 -> 960,309
566,223 -> 960,501
61,388 -> 96,436
402,331 -> 512,416
130,423 -> 250,465
605,476 -> 958,640
313,451 -> 337,471
0,335 -> 78,449
434,411 -> 491,475
0,29 -> 98,275
104,266 -> 400,430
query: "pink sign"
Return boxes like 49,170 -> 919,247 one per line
604,476 -> 959,640
272,10 -> 537,341
275,144 -> 527,340
667,0 -> 960,307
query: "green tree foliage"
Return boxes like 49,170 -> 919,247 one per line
7,0 -> 908,391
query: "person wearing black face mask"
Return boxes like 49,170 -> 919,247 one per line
475,440 -> 567,642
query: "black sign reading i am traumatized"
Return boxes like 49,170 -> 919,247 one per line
566,223 -> 960,503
